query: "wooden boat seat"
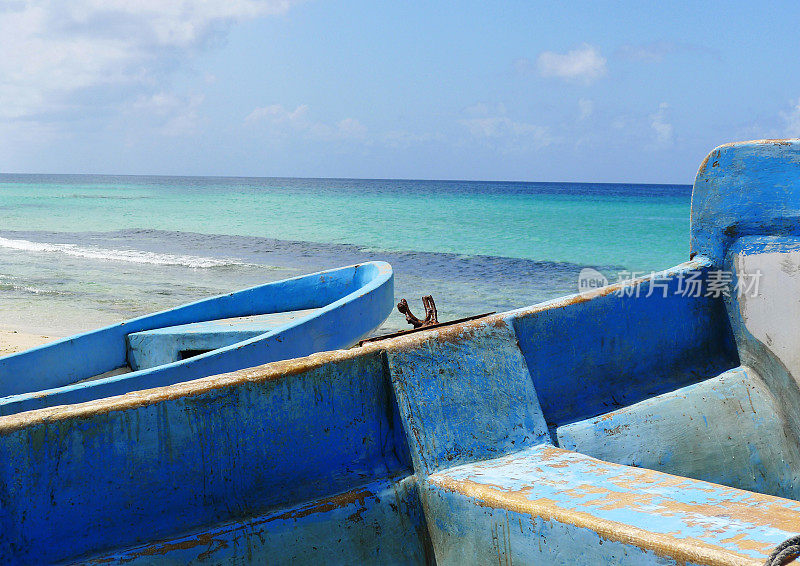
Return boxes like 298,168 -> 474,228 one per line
422,444 -> 800,565
387,311 -> 800,563
126,308 -> 319,370
388,246 -> 800,563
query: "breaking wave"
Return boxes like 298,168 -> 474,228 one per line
0,236 -> 247,268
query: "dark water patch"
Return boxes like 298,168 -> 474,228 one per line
0,228 -> 631,334
0,228 -> 624,289
0,173 -> 692,199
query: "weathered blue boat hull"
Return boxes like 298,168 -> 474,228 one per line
3,141 -> 800,564
0,261 -> 393,415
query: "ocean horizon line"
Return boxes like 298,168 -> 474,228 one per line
0,171 -> 693,188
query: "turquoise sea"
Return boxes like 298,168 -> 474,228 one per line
0,174 -> 692,336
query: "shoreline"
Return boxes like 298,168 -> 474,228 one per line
0,329 -> 57,356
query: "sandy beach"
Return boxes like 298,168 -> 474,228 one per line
0,329 -> 56,355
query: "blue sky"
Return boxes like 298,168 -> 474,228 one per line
1,1 -> 799,183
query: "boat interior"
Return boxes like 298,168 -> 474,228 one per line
1,141 -> 800,564
74,310 -> 322,383
126,309 -> 321,369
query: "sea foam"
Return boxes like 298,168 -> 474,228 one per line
0,236 -> 244,269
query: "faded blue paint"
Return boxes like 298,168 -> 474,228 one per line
510,259 -> 738,428
423,445 -> 799,564
127,309 -> 319,370
691,139 -> 800,265
421,486 -> 691,565
88,477 -> 431,565
557,366 -> 800,499
0,262 -> 392,415
0,349 -> 419,564
3,140 -> 800,564
387,321 -> 550,475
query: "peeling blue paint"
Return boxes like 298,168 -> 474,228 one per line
557,367 -> 800,499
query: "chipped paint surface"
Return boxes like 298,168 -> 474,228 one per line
387,321 -> 550,475
558,367 -> 800,499
422,487 -> 693,565
691,139 -> 800,265
88,476 -> 432,565
0,350 -> 416,564
511,260 -> 738,427
426,445 -> 800,565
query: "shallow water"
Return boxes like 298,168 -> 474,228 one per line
0,174 -> 691,336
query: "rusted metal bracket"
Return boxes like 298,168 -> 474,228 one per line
397,295 -> 439,329
357,294 -> 495,346
357,311 -> 496,346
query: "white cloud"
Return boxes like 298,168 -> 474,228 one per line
537,44 -> 607,84
782,98 -> 800,138
130,92 -> 205,136
462,116 -> 547,141
578,98 -> 594,120
336,117 -> 368,139
650,102 -> 674,146
460,103 -> 551,151
0,1 -> 295,121
67,1 -> 294,46
463,102 -> 499,118
245,104 -> 367,141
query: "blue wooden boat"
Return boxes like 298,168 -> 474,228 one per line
3,141 -> 800,565
0,261 -> 393,416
